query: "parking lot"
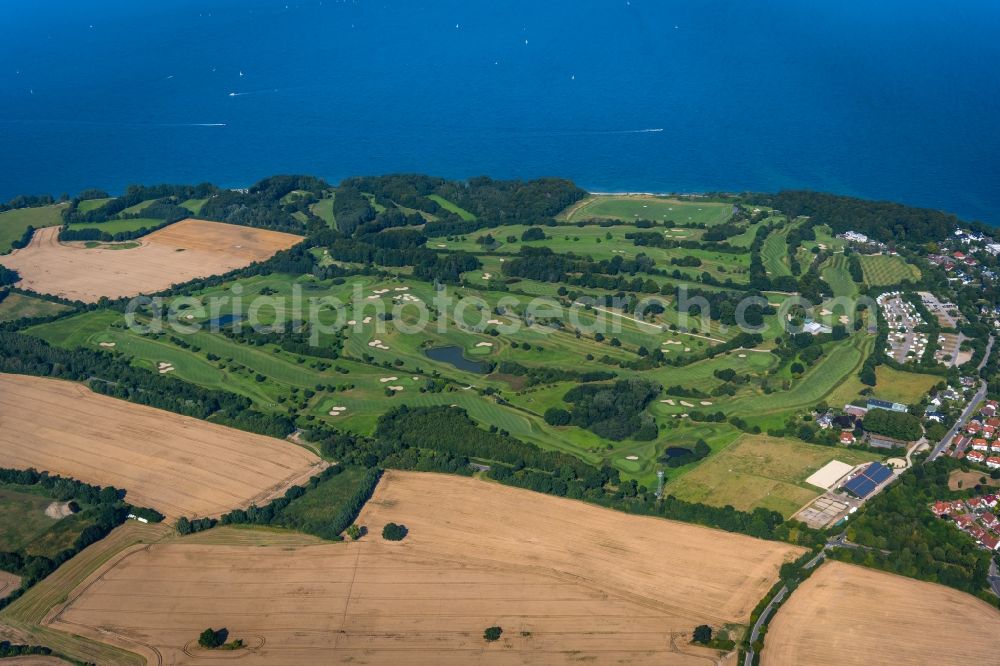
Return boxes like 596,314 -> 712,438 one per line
877,292 -> 927,363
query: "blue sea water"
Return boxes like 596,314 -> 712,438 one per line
2,0 -> 998,222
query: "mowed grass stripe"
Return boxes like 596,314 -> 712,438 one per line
859,254 -> 921,286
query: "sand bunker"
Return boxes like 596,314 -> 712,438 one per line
475,341 -> 493,347
700,401 -> 713,406
388,385 -> 404,391
98,341 -> 116,348
45,501 -> 75,519
625,455 -> 639,461
379,377 -> 398,383
680,400 -> 694,407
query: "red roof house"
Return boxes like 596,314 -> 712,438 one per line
840,432 -> 856,445
982,533 -> 1000,551
967,450 -> 986,464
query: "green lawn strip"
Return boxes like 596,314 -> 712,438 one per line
0,293 -> 71,322
0,204 -> 67,252
427,194 -> 476,220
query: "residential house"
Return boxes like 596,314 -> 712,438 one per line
982,512 -> 998,528
981,533 -> 1000,551
931,500 -> 951,516
844,405 -> 868,419
967,450 -> 986,464
967,497 -> 986,512
987,456 -> 1000,470
971,439 -> 990,452
840,432 -> 856,445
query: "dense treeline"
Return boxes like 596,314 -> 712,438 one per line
437,176 -> 586,224
198,175 -> 328,233
10,225 -> 35,250
495,360 -> 615,386
0,266 -> 19,286
0,643 -> 73,662
376,406 -> 595,477
0,194 -> 56,213
557,378 -> 660,440
0,331 -> 293,437
628,230 -> 744,256
316,229 -> 480,283
221,320 -> 345,360
862,409 -> 923,441
831,459 -> 996,604
748,190 -> 984,243
331,186 -> 376,234
210,465 -> 382,540
63,183 -> 217,224
59,218 -> 176,243
503,246 -> 655,282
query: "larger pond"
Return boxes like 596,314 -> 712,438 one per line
424,346 -> 489,374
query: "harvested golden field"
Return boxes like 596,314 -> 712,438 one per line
763,560 -> 1000,666
0,570 -> 20,600
359,471 -> 805,624
50,473 -> 801,664
0,374 -> 326,519
0,220 -> 301,302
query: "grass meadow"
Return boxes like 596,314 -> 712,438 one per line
0,203 -> 67,252
561,195 -> 733,226
860,254 -> 921,286
665,434 -> 880,517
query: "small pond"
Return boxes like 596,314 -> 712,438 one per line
424,346 -> 489,374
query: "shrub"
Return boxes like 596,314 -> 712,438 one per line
484,626 -> 503,642
382,522 -> 408,541
199,628 -> 224,649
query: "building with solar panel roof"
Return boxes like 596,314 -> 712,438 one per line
842,463 -> 894,499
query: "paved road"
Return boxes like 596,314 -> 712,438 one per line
742,551 -> 825,666
743,585 -> 786,666
989,559 -> 1000,598
927,335 -> 992,462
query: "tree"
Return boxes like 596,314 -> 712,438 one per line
693,624 -> 712,644
199,628 -> 223,649
176,517 -> 192,535
382,522 -> 408,541
345,524 -> 362,540
484,626 -> 503,642
544,407 -> 571,426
